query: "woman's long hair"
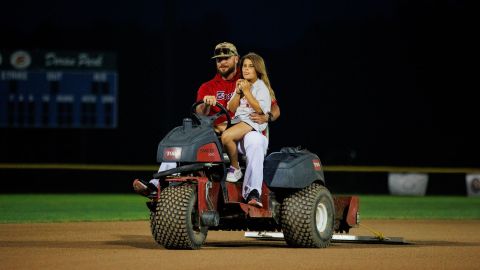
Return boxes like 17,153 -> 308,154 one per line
240,52 -> 276,101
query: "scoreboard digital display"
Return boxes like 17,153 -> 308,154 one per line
0,50 -> 118,128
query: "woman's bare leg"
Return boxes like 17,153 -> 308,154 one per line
221,122 -> 253,169
214,122 -> 227,134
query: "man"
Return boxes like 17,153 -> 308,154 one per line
133,42 -> 280,207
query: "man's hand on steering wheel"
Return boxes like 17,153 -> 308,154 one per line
203,95 -> 217,106
196,95 -> 217,115
191,100 -> 232,129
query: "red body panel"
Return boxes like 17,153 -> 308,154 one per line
225,182 -> 243,203
239,203 -> 273,217
225,181 -> 272,218
196,143 -> 222,162
333,196 -> 360,227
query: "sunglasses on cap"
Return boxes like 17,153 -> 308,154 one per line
214,47 -> 235,57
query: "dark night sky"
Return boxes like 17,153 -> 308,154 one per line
1,0 -> 478,167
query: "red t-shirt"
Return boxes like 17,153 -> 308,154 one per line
197,72 -> 240,124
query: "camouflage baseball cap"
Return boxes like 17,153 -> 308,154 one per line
211,42 -> 239,59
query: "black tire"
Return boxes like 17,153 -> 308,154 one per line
280,183 -> 334,248
149,209 -> 158,237
150,185 -> 208,249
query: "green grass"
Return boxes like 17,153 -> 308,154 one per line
358,195 -> 480,219
0,194 -> 150,223
0,194 -> 479,223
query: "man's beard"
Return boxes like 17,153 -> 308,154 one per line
218,65 -> 235,78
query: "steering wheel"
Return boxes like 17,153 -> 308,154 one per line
191,100 -> 232,128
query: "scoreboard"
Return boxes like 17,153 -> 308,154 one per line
0,50 -> 118,128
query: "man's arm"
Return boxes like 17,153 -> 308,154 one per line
270,103 -> 280,121
249,102 -> 280,124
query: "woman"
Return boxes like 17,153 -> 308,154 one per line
221,52 -> 276,206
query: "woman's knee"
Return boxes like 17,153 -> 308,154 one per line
221,130 -> 233,144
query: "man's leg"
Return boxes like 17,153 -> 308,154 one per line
133,162 -> 177,196
149,162 -> 177,187
238,131 -> 268,201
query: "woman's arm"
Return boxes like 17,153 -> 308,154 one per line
240,80 -> 264,113
227,92 -> 241,113
227,80 -> 243,113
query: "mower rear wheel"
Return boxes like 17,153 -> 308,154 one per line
150,184 -> 208,249
280,183 -> 334,248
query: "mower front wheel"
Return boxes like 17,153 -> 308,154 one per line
150,184 -> 208,249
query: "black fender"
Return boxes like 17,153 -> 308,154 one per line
264,147 -> 325,189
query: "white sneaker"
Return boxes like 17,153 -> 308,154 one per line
226,166 -> 243,182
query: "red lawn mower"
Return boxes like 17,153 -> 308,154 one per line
139,101 -> 359,249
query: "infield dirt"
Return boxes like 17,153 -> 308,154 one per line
1,220 -> 479,270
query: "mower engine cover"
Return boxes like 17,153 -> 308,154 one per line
264,147 -> 325,188
156,118 -> 224,163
